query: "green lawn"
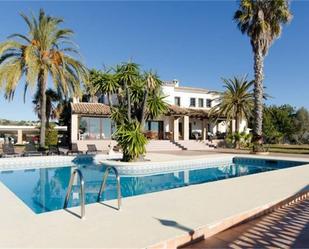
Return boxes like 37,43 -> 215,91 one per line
264,144 -> 309,154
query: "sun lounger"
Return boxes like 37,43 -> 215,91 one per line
47,145 -> 65,155
86,144 -> 102,154
2,144 -> 20,157
67,143 -> 83,155
23,143 -> 43,157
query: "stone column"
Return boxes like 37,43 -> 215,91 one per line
202,119 -> 207,141
71,114 -> 79,142
17,129 -> 23,144
183,115 -> 189,140
173,117 -> 179,141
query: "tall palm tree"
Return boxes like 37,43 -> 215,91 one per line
33,88 -> 61,127
234,0 -> 292,151
211,76 -> 254,134
0,9 -> 88,147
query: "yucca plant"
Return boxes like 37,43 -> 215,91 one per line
0,9 -> 88,147
89,62 -> 168,161
113,121 -> 147,162
89,69 -> 119,106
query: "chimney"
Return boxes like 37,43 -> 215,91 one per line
173,79 -> 179,87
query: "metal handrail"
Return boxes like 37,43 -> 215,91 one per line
97,166 -> 121,210
64,168 -> 85,219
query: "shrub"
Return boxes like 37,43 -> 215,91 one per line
45,125 -> 58,147
225,132 -> 252,149
113,122 -> 148,162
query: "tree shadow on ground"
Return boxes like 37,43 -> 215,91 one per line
154,217 -> 194,234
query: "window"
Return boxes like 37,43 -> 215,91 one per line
198,98 -> 204,107
98,95 -> 105,104
174,97 -> 181,106
190,98 -> 196,107
79,117 -> 113,140
206,99 -> 212,108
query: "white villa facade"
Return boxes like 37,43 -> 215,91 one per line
70,80 -> 247,150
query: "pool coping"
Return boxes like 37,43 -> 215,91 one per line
102,154 -> 309,176
0,153 -> 122,171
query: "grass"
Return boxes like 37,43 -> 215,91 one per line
255,144 -> 309,154
239,144 -> 309,154
267,144 -> 309,148
264,144 -> 309,154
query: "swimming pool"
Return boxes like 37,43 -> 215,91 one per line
0,157 -> 307,214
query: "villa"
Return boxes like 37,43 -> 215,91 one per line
1,1 -> 307,248
70,80 -> 247,151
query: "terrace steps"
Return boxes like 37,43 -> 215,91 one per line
146,140 -> 182,151
177,140 -> 216,151
145,140 -> 216,151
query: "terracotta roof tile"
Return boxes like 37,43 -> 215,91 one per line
71,103 -> 212,118
71,103 -> 111,115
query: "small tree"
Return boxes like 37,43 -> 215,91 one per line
45,125 -> 58,147
263,105 -> 296,144
293,107 -> 309,144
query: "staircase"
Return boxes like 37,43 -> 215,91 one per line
176,140 -> 216,151
146,140 -> 182,152
145,140 -> 216,152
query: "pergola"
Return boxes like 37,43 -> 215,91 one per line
166,105 -> 226,141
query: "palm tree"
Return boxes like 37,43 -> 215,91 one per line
234,0 -> 292,151
33,88 -> 61,127
0,9 -> 88,147
211,76 -> 254,148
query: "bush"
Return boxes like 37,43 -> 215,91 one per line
225,132 -> 252,149
45,125 -> 58,147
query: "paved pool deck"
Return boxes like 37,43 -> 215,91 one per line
0,153 -> 309,248
187,198 -> 309,248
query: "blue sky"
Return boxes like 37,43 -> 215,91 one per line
0,1 -> 308,120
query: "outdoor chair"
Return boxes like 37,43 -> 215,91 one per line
86,144 -> 102,154
67,143 -> 83,155
48,145 -> 65,156
23,143 -> 44,157
2,143 -> 20,157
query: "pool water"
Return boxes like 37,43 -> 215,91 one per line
0,157 -> 306,214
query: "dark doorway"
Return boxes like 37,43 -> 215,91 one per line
179,123 -> 183,139
189,122 -> 193,139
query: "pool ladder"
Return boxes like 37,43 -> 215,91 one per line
64,169 -> 85,219
64,166 -> 121,219
97,166 -> 122,211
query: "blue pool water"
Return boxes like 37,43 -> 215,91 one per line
0,157 -> 306,214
